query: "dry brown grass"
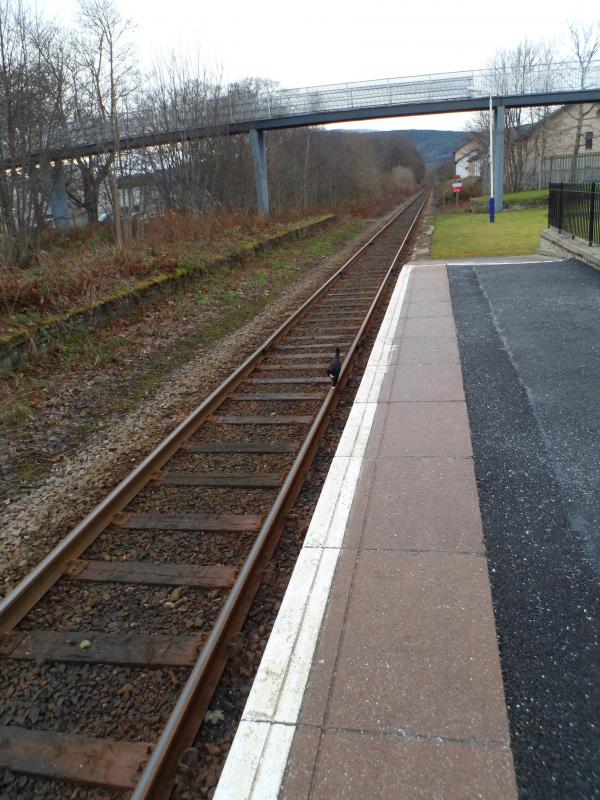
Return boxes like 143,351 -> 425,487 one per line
0,211 -> 300,324
0,194 -> 408,330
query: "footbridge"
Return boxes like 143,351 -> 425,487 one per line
15,61 -> 600,220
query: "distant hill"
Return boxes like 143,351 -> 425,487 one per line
400,130 -> 468,164
350,128 -> 468,165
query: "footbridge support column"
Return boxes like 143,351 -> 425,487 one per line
249,128 -> 270,216
494,105 -> 505,213
45,162 -> 72,229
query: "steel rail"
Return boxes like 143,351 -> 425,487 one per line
0,194 -> 421,633
132,190 -> 429,799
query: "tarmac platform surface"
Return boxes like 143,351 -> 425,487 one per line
214,255 -> 599,799
449,256 -> 600,799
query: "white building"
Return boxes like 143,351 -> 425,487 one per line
454,141 -> 482,179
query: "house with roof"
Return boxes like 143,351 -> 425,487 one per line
453,141 -> 482,179
454,103 -> 600,191
535,103 -> 600,184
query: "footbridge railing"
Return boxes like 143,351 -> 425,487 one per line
54,60 -> 600,152
224,60 -> 600,124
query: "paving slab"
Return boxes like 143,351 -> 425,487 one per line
342,456 -> 485,552
395,334 -> 460,364
375,401 -> 473,459
401,299 -> 454,317
405,287 -> 452,303
380,360 -> 465,402
284,729 -> 517,800
326,550 -> 506,741
400,315 -> 457,338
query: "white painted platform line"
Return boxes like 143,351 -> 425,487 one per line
448,259 -> 561,266
213,265 -> 414,800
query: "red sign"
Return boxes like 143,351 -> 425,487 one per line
452,180 -> 462,193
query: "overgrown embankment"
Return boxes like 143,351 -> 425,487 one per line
0,214 -> 335,372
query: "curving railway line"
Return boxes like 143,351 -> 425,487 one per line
0,190 -> 428,799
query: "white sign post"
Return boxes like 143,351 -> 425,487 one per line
452,176 -> 462,209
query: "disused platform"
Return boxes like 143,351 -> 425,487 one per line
214,260 -> 518,799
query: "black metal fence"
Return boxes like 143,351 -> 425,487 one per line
548,182 -> 599,247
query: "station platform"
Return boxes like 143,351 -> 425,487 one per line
214,261 -> 518,799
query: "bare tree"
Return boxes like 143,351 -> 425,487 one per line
76,0 -> 136,247
464,41 -> 555,193
0,2 -> 70,265
494,41 -> 553,191
267,128 -> 422,212
138,55 -> 229,214
524,42 -> 555,188
565,21 -> 600,179
66,36 -> 115,224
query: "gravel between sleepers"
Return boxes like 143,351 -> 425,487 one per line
86,528 -> 256,567
18,581 -> 225,636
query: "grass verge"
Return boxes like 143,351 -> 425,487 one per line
470,188 -> 549,213
431,207 -> 548,259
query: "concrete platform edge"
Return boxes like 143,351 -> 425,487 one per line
213,267 -> 413,800
539,228 -> 600,270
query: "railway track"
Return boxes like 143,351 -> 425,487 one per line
0,191 -> 428,799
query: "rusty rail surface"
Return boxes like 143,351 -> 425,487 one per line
0,190 -> 428,798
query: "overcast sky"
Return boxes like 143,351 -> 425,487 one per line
33,0 -> 596,132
